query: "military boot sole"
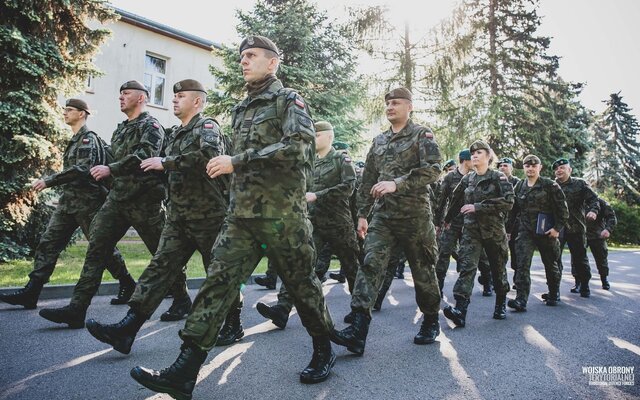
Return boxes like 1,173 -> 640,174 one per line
443,306 -> 466,327
329,330 -> 365,356
39,310 -> 85,329
130,367 -> 193,400
86,319 -> 134,354
299,352 -> 336,384
0,295 -> 37,309
215,328 -> 245,346
256,303 -> 288,329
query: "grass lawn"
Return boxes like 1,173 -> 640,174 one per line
0,240 -> 341,287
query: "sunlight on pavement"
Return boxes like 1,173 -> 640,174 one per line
608,337 -> 640,356
437,331 -> 482,400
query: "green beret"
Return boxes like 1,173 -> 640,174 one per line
497,157 -> 513,165
120,80 -> 149,96
355,161 -> 365,168
314,121 -> 333,132
469,140 -> 491,153
443,159 -> 456,171
384,87 -> 412,102
173,79 -> 206,93
552,158 -> 570,170
523,155 -> 541,166
458,149 -> 471,161
65,98 -> 90,114
332,141 -> 349,150
239,35 -> 279,55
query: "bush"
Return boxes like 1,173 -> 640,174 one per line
608,198 -> 640,245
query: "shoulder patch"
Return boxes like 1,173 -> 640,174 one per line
295,96 -> 305,109
500,175 -> 508,181
82,138 -> 90,144
421,131 -> 434,139
152,122 -> 160,129
344,156 -> 352,163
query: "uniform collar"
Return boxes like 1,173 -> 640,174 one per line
317,147 -> 337,162
244,79 -> 284,103
70,125 -> 89,142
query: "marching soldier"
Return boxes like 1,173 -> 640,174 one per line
497,157 -> 520,286
586,197 -> 617,290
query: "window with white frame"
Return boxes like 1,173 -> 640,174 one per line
144,53 -> 167,106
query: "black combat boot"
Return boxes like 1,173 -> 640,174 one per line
316,272 -> 327,283
542,288 -> 560,305
256,302 -> 288,329
39,304 -> 86,328
0,278 -> 44,309
395,262 -> 406,279
216,305 -> 244,346
343,310 -> 355,324
414,314 -> 440,344
160,296 -> 192,322
86,308 -> 147,354
131,342 -> 207,400
328,272 -> 346,283
330,311 -> 370,355
570,278 -> 581,293
507,298 -> 527,312
443,296 -> 470,327
580,281 -> 591,298
601,276 -> 610,290
110,274 -> 136,305
373,294 -> 384,311
437,276 -> 445,298
254,275 -> 276,290
493,294 -> 507,319
299,335 -> 336,384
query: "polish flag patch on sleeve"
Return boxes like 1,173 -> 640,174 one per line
153,122 -> 160,129
295,97 -> 305,108
82,138 -> 90,144
204,123 -> 214,129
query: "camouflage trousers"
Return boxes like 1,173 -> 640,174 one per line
375,247 -> 405,305
558,232 -> 592,283
587,238 -> 609,278
29,205 -> 127,284
180,216 -> 333,351
452,228 -> 510,300
276,222 -> 360,313
514,230 -> 561,304
129,216 -> 226,317
69,197 -> 187,310
350,215 -> 440,318
435,223 -> 490,291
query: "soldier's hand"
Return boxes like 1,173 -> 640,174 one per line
506,233 -> 511,241
545,228 -> 560,238
32,179 -> 47,192
443,223 -> 451,230
90,165 -> 111,181
357,217 -> 368,239
600,229 -> 610,239
207,155 -> 234,178
140,157 -> 164,171
460,204 -> 476,214
436,225 -> 441,235
370,181 -> 396,198
305,192 -> 317,203
586,211 -> 597,221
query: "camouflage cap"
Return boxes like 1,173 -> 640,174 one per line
173,79 -> 206,94
314,120 -> 333,132
384,87 -> 412,102
497,157 -> 513,165
523,154 -> 541,166
443,159 -> 456,171
552,158 -> 570,170
120,80 -> 149,95
458,149 -> 471,161
239,35 -> 279,55
469,140 -> 491,153
332,141 -> 349,150
65,98 -> 90,114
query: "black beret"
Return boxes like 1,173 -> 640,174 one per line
65,98 -> 90,114
469,140 -> 491,153
239,35 -> 279,55
355,161 -> 365,168
523,155 -> 541,166
552,158 -> 570,170
384,87 -> 412,102
120,80 -> 149,95
173,79 -> 206,93
443,159 -> 456,170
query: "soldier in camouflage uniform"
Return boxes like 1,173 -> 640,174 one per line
0,99 -> 134,310
586,197 -> 616,290
330,87 -> 442,356
256,121 -> 359,329
131,37 -> 336,400
497,157 -> 520,286
83,79 -> 235,354
506,155 -> 569,311
553,158 -> 599,297
39,81 -> 176,328
442,141 -> 514,327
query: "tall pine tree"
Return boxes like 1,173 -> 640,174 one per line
207,0 -> 366,149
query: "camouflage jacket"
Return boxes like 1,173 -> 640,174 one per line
357,120 -> 441,219
309,147 -> 356,227
43,125 -> 107,213
504,175 -> 521,233
434,168 -> 465,228
162,114 -> 228,221
107,111 -> 165,202
586,198 -> 616,240
507,177 -> 569,234
229,79 -> 315,219
556,177 -> 599,233
444,169 -> 514,239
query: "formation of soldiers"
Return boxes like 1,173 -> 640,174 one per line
0,35 -> 618,400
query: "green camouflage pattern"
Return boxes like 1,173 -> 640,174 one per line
556,177 -> 599,234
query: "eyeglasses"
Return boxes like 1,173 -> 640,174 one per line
64,107 -> 80,112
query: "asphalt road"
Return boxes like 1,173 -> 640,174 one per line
1,251 -> 638,400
